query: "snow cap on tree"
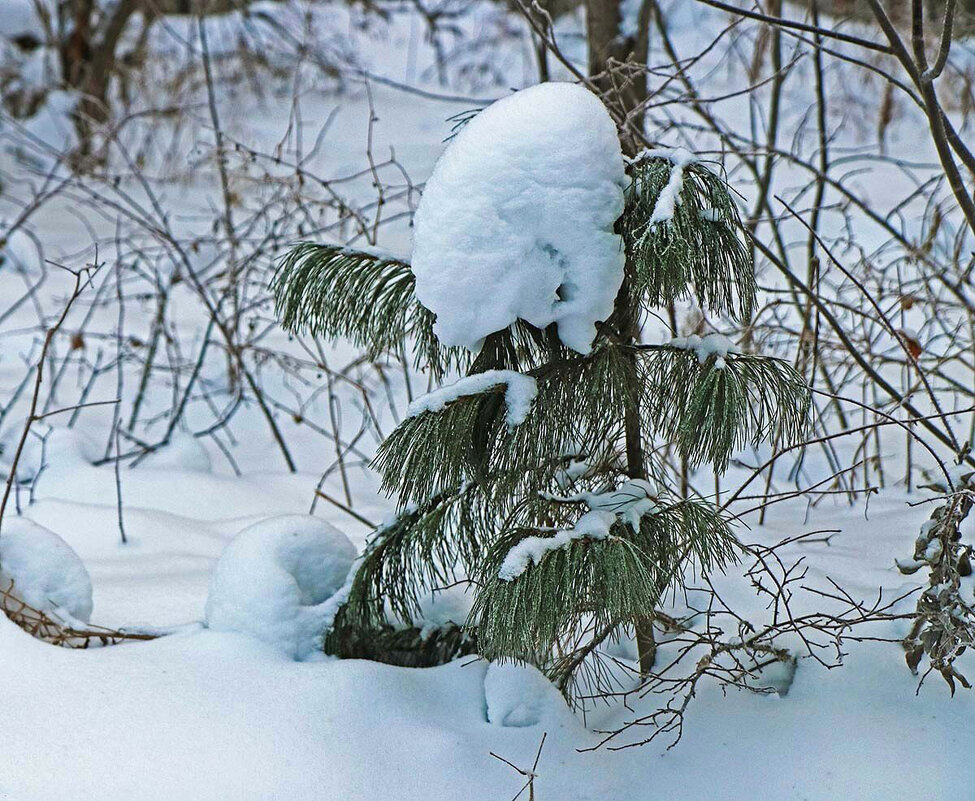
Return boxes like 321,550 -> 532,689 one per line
411,82 -> 627,354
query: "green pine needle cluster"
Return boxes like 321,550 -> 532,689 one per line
621,157 -> 754,321
640,347 -> 809,470
325,488 -> 483,635
271,243 -> 462,378
375,343 -> 635,509
273,151 -> 810,700
474,497 -> 735,666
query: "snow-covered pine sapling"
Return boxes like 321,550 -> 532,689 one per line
272,83 -> 809,697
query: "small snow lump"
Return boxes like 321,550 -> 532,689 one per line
0,516 -> 94,625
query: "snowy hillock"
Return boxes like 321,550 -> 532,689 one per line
0,516 -> 93,625
484,661 -> 576,728
204,515 -> 357,659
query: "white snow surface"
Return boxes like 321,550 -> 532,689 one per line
0,0 -> 44,37
141,433 -> 213,473
204,515 -> 357,659
0,426 -> 96,483
406,369 -> 538,427
0,474 -> 971,800
0,516 -> 93,624
410,82 -> 626,354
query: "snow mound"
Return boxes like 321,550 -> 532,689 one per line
0,425 -> 94,483
204,515 -> 357,659
142,433 -> 212,472
411,82 -> 626,354
0,228 -> 42,273
484,661 -> 567,727
0,516 -> 93,624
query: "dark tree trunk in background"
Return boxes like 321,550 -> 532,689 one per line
584,0 -> 651,154
58,0 -> 142,163
55,0 -> 250,165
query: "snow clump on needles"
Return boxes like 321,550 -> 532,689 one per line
410,82 -> 627,354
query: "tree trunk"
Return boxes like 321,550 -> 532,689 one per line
586,0 -> 656,674
585,0 -> 652,153
59,0 -> 142,164
619,277 -> 657,677
57,0 -> 250,166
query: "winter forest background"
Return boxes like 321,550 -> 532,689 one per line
0,0 -> 973,799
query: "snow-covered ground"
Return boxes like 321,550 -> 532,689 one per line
0,1 -> 973,798
1,461 -> 969,800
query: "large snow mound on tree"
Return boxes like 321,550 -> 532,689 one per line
0,516 -> 93,624
411,82 -> 626,354
204,515 -> 357,659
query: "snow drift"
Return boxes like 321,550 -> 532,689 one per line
0,515 -> 94,625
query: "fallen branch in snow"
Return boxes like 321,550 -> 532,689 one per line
0,579 -> 157,649
575,529 -> 918,750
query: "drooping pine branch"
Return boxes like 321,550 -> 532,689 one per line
272,243 -> 414,346
473,496 -> 736,687
374,344 -> 635,510
640,345 -> 809,470
474,524 -> 662,665
271,243 -> 461,377
620,156 -> 755,320
326,485 -> 484,637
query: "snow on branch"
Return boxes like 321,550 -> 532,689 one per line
668,332 -> 741,369
628,147 -> 697,225
499,479 -> 659,580
498,510 -> 617,581
406,369 -> 538,428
